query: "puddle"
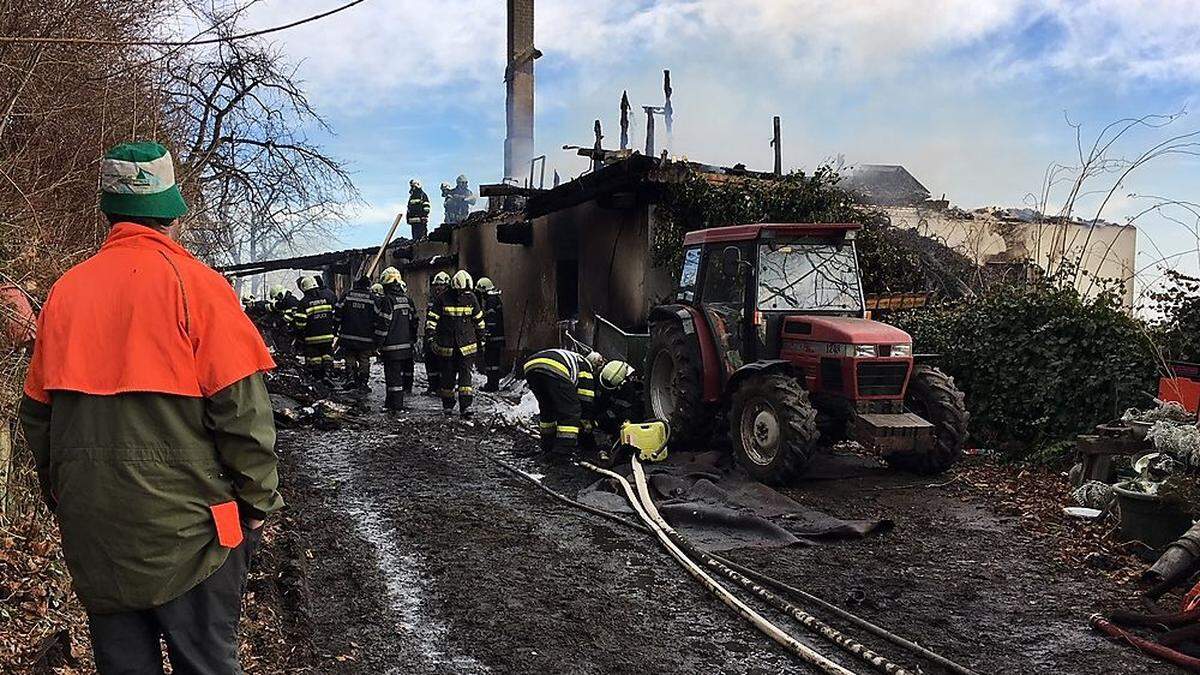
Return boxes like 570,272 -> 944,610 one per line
295,419 -> 489,674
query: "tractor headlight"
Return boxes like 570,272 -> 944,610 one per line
853,344 -> 877,358
892,344 -> 912,357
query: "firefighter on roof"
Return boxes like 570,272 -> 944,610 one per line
428,270 -> 485,417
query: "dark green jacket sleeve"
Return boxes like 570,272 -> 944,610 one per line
204,373 -> 284,520
17,395 -> 55,510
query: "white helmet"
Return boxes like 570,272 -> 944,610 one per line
379,266 -> 403,286
585,351 -> 605,370
451,270 -> 474,291
269,284 -> 285,301
600,361 -> 635,390
298,276 -> 319,292
410,179 -> 422,189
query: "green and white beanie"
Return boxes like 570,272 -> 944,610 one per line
99,141 -> 189,220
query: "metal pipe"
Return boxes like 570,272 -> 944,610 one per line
582,460 -> 859,675
367,212 -> 404,278
628,458 -> 912,675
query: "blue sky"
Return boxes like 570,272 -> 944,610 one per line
244,0 -> 1200,298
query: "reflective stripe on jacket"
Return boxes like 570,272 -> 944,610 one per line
336,288 -> 377,347
523,349 -> 598,426
428,288 -> 484,357
376,289 -> 417,358
294,288 -> 338,344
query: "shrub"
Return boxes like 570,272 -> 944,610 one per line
893,279 -> 1158,458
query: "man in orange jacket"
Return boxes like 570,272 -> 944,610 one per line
19,142 -> 282,674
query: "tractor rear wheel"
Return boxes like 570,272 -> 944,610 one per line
645,320 -> 709,445
730,373 -> 819,485
889,365 -> 968,474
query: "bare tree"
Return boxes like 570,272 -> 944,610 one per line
162,3 -> 358,293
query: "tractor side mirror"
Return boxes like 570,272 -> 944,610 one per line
721,246 -> 743,278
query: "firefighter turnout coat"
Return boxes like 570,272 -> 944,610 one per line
427,288 -> 485,357
376,287 -> 418,358
336,286 -> 378,350
523,349 -> 598,448
294,287 -> 339,346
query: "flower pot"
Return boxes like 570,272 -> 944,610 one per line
1114,481 -> 1195,551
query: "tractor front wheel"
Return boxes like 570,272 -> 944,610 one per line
889,365 -> 968,474
730,373 -> 819,485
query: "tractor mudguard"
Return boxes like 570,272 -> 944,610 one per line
726,360 -> 794,396
913,353 -> 942,364
649,304 -> 722,403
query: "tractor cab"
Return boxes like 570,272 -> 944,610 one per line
647,223 -> 968,485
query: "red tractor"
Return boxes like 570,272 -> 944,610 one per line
645,222 -> 968,484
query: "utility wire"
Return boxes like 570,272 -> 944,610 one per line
0,0 -> 369,46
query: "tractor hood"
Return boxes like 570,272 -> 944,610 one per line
782,316 -> 912,345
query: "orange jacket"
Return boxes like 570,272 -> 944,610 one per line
25,222 -> 274,402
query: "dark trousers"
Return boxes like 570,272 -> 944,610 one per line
438,351 -> 475,412
424,341 -> 442,394
382,355 -> 413,410
343,346 -> 373,387
481,341 -> 503,391
88,527 -> 262,675
302,341 -> 333,378
527,371 -> 582,455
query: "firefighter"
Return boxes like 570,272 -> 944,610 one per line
335,275 -> 378,393
293,275 -> 338,382
428,270 -> 485,417
374,267 -> 418,411
370,282 -> 384,298
407,179 -> 432,240
475,277 -> 506,392
423,271 -> 451,396
269,284 -> 301,357
523,350 -> 635,459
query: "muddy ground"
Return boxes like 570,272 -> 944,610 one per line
254,365 -> 1182,674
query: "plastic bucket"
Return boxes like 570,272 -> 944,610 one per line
1113,482 -> 1195,551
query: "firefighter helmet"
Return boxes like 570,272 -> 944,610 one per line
456,174 -> 469,186
370,283 -> 384,295
476,277 -> 495,293
451,270 -> 474,291
298,276 -> 319,292
600,360 -> 634,390
410,179 -> 422,189
380,266 -> 403,286
269,284 -> 285,301
433,271 -> 451,287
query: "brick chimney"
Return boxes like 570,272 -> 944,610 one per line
504,0 -> 538,183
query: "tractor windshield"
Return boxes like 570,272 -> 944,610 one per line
757,242 -> 864,312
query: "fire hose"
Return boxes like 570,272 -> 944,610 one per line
624,456 -> 915,675
581,459 -> 859,675
1090,614 -> 1200,672
467,423 -> 980,674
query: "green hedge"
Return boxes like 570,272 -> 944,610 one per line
893,281 -> 1158,457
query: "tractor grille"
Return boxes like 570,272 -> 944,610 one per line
856,361 -> 909,396
820,358 -> 844,392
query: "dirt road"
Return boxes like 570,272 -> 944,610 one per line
256,366 -> 1179,674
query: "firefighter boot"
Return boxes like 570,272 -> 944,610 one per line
483,374 -> 500,393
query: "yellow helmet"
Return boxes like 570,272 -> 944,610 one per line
269,284 -> 285,301
380,266 -> 403,286
433,271 -> 451,287
298,276 -> 319,292
451,270 -> 474,291
476,277 -> 495,292
600,360 -> 634,390
370,283 -> 384,295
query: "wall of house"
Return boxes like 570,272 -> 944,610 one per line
884,206 -> 1138,307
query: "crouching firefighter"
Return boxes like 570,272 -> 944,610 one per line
293,275 -> 338,382
336,275 -> 379,393
475,277 -> 506,392
428,270 -> 485,417
423,271 -> 451,396
523,350 -> 635,459
375,267 -> 418,412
